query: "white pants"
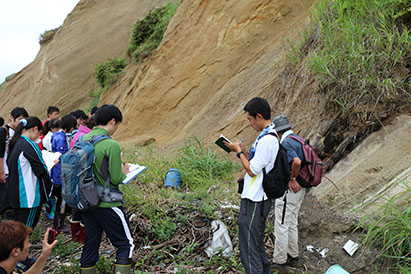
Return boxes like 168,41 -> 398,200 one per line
273,188 -> 306,264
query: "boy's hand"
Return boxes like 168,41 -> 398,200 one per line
0,172 -> 6,183
42,228 -> 58,257
224,140 -> 242,153
122,163 -> 130,174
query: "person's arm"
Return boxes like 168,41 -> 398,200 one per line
107,141 -> 127,185
289,157 -> 302,193
282,140 -> 302,193
25,228 -> 57,274
0,128 -> 7,183
53,134 -> 68,154
225,140 -> 255,177
23,143 -> 48,179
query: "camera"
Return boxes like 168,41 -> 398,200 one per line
237,178 -> 244,194
47,229 -> 58,244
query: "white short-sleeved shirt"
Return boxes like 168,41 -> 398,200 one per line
241,130 -> 279,202
42,131 -> 53,151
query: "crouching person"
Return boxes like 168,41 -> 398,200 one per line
0,221 -> 57,274
80,105 -> 134,274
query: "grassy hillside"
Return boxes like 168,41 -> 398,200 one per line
292,0 -> 410,125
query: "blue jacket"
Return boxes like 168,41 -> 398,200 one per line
50,131 -> 68,185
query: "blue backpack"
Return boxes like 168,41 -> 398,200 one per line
61,134 -> 109,211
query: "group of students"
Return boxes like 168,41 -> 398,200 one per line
0,105 -> 136,274
0,106 -> 98,233
0,99 -> 308,274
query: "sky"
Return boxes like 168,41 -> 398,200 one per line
0,0 -> 79,83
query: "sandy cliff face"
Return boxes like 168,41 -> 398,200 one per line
102,0 -> 317,146
0,0 -> 169,118
1,0 -> 409,207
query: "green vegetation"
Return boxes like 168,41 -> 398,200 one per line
127,2 -> 178,61
52,233 -> 82,257
95,58 -> 126,88
284,0 -> 410,123
39,27 -> 60,44
5,73 -> 16,81
311,0 -> 410,120
87,2 -> 178,110
356,182 -> 410,272
120,136 -> 242,271
29,227 -> 43,244
87,58 -> 126,111
0,73 -> 17,93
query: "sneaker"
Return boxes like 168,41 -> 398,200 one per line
57,225 -> 71,233
271,263 -> 287,274
263,264 -> 271,274
286,254 -> 300,267
45,198 -> 56,220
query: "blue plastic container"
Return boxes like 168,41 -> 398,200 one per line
325,265 -> 350,274
164,168 -> 182,189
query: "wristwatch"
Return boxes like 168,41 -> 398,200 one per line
236,151 -> 245,158
291,177 -> 297,181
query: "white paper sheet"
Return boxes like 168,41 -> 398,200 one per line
122,163 -> 147,184
343,240 -> 359,256
41,150 -> 61,172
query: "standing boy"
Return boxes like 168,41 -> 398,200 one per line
80,105 -> 133,274
39,106 -> 60,150
50,115 -> 77,232
225,98 -> 278,274
271,115 -> 307,272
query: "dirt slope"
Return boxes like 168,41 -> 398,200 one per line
0,0 -> 169,118
311,114 -> 411,212
100,0 -> 317,146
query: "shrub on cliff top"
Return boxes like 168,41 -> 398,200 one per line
127,2 -> 178,61
39,27 -> 60,44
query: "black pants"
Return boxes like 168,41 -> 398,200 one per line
80,206 -> 134,267
0,180 -> 11,215
51,184 -> 68,214
13,207 -> 42,228
238,198 -> 271,274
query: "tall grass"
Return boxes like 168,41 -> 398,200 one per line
356,182 -> 410,272
120,136 -> 240,252
309,0 -> 410,121
121,136 -> 240,218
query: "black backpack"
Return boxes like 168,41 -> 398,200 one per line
262,132 -> 291,199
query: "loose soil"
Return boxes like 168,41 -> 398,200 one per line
24,192 -> 384,274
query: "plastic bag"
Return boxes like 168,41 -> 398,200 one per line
205,220 -> 233,257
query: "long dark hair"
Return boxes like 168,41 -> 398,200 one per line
9,116 -> 43,153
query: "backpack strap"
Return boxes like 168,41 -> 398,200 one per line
287,135 -> 305,144
266,131 -> 280,140
2,125 -> 10,138
281,193 -> 287,225
89,134 -> 111,146
89,134 -> 112,190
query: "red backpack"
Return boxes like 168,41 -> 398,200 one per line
287,135 -> 323,187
